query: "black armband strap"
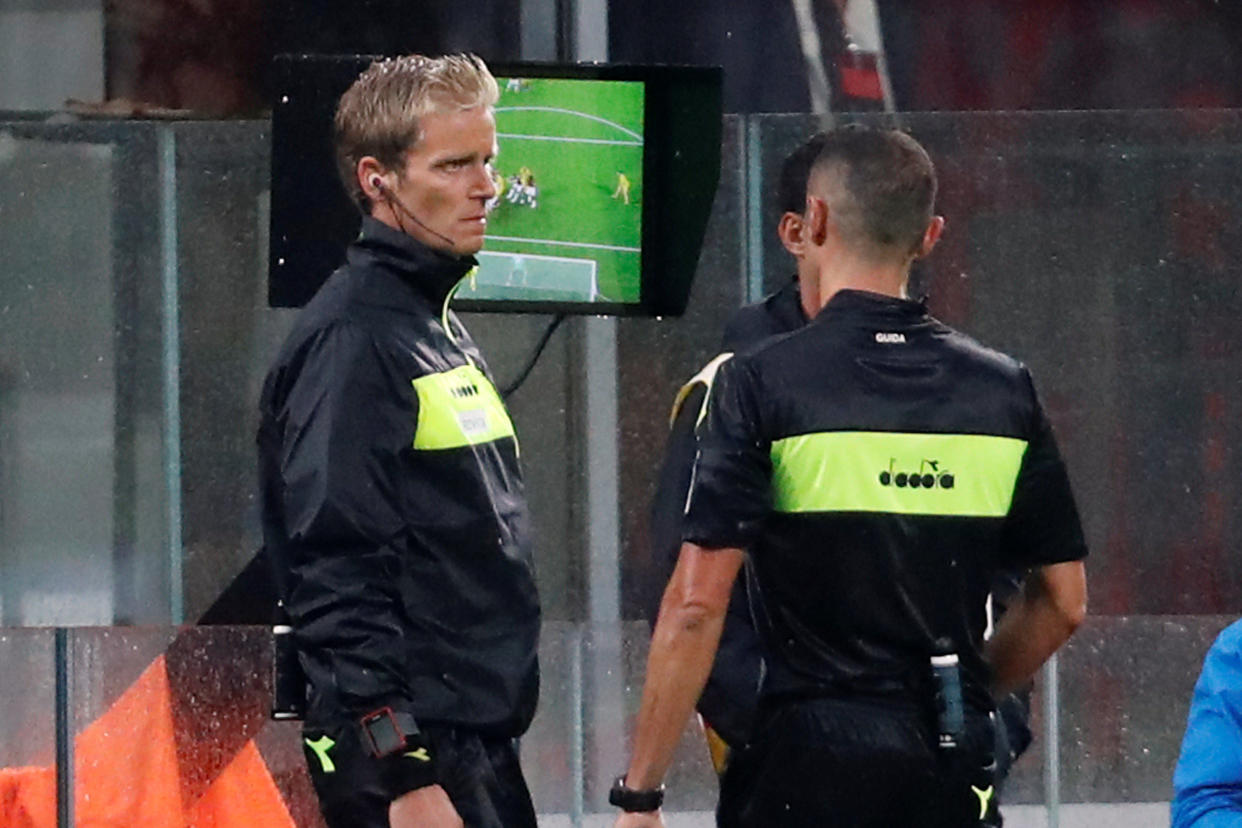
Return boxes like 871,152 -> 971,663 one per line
609,775 -> 665,813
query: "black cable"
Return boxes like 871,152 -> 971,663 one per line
500,314 -> 568,398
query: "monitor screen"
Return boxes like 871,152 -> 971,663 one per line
269,56 -> 720,316
456,76 -> 645,307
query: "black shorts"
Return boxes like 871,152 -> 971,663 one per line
302,722 -> 537,828
718,697 -> 1001,828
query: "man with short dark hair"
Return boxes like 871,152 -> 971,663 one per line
614,126 -> 1087,827
649,130 -> 1038,825
258,54 -> 540,828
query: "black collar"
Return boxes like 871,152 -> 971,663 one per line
345,216 -> 477,308
817,288 -> 929,321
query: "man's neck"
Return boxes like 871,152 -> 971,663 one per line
808,247 -> 910,315
794,264 -> 820,320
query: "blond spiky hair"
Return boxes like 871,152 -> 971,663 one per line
333,53 -> 499,209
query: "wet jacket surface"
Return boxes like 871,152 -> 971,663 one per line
682,289 -> 1087,713
258,217 -> 540,738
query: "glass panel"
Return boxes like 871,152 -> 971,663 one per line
0,120 -> 168,625
0,628 -> 56,825
1058,615 -> 1232,804
67,625 -> 320,824
0,628 -> 54,767
522,621 -> 719,821
171,120 -> 273,622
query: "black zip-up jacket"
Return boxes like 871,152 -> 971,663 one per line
683,289 -> 1087,714
258,218 -> 540,738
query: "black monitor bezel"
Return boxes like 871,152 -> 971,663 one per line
268,55 -> 721,317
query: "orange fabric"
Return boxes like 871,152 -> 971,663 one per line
0,766 -> 55,828
75,655 -> 183,827
0,655 -> 294,828
187,741 -> 296,828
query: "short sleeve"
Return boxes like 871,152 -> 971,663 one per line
682,357 -> 772,549
999,370 -> 1089,569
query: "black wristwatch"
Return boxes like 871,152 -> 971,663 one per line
609,775 -> 665,813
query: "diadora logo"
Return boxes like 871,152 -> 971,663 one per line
878,458 -> 955,489
450,383 -> 480,399
875,332 -> 906,344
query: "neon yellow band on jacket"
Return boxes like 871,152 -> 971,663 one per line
770,431 -> 1027,517
412,364 -> 515,450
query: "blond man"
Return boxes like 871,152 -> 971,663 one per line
259,54 -> 540,828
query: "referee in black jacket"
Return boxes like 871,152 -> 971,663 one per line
258,54 -> 539,828
614,126 -> 1087,827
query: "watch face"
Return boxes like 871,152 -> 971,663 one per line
361,708 -> 405,757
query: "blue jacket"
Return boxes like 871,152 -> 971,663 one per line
1172,619 -> 1242,827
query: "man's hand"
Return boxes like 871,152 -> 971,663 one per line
614,810 -> 666,828
389,784 -> 463,828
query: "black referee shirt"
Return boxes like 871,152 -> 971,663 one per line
683,289 -> 1087,713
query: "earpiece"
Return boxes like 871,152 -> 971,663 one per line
368,172 -> 457,249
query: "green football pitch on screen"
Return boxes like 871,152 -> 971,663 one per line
456,77 -> 645,305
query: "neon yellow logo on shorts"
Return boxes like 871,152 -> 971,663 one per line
305,735 -> 337,773
971,784 -> 995,819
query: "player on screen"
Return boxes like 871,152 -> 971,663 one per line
523,173 -> 538,208
613,171 -> 632,205
505,167 -> 537,208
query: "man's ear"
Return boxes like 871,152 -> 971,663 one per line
778,212 -> 806,257
805,196 -> 829,247
357,156 -> 388,204
915,215 -> 945,260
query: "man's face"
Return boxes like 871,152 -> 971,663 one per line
389,105 -> 498,256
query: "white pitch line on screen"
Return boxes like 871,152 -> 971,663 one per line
486,235 -> 640,253
497,133 -> 642,147
494,106 -> 643,141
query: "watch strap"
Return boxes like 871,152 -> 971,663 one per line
609,775 -> 665,813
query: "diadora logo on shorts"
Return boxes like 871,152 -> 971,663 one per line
878,458 -> 955,489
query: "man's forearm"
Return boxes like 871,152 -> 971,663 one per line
624,544 -> 743,790
986,560 -> 1087,696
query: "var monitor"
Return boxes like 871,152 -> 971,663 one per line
269,55 -> 722,316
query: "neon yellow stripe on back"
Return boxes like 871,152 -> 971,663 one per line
769,431 -> 1027,517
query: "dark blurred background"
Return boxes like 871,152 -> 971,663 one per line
87,0 -> 1242,115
